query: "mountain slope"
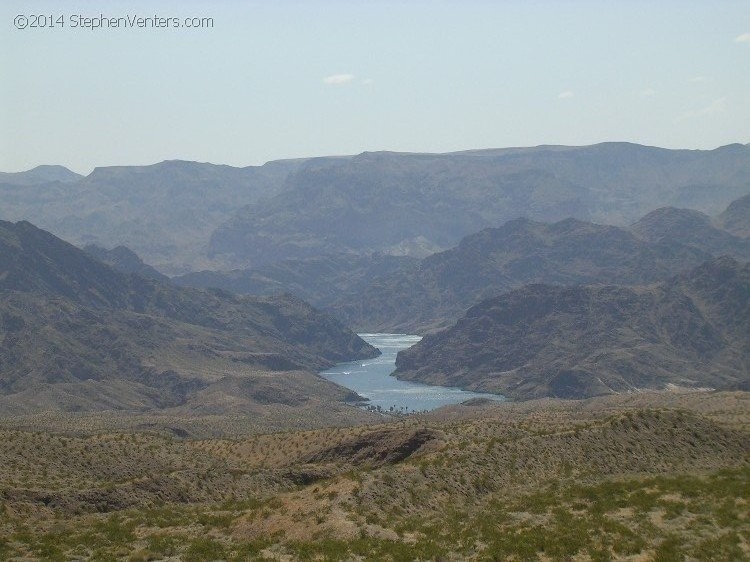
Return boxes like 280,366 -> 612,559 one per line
630,206 -> 750,259
393,257 -> 750,400
83,244 -> 171,283
0,220 -> 377,414
328,194 -> 750,333
174,195 -> 750,335
716,193 -> 750,237
173,253 -> 418,310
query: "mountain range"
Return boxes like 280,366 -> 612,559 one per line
2,143 -> 750,410
209,143 -> 750,266
176,194 -> 750,333
0,220 -> 377,415
394,257 -> 750,400
0,159 -> 303,274
3,143 -> 749,275
630,206 -> 750,260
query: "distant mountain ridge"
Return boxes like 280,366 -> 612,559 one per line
3,142 -> 749,274
210,143 -> 750,267
0,220 -> 377,414
0,159 -> 306,274
393,257 -> 750,400
0,165 -> 82,185
326,194 -> 750,333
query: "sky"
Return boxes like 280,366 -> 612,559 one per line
2,0 -> 749,174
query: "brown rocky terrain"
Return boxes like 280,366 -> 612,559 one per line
0,220 -> 377,415
394,257 -> 750,400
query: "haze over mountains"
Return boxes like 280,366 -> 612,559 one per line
2,142 -> 750,408
210,143 -> 750,266
0,159 -> 303,274
5,0 -> 750,553
83,244 -> 171,283
174,253 -> 417,312
0,165 -> 83,186
716,193 -> 750,237
177,194 -> 750,334
3,143 -> 749,275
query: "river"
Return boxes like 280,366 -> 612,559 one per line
320,333 -> 505,413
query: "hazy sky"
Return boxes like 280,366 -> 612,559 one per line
2,0 -> 749,173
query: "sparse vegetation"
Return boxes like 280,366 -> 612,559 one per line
0,391 -> 747,560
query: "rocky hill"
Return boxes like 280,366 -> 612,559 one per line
717,193 -> 750,237
0,165 -> 82,185
0,220 -> 377,414
630,206 -> 750,259
0,391 -> 747,560
83,244 -> 171,283
393,257 -> 750,400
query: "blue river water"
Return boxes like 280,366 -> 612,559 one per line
320,333 -> 505,412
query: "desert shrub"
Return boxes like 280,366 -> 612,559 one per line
227,540 -> 267,561
147,534 -> 180,557
183,537 -> 227,562
34,538 -> 66,562
652,535 -> 684,562
693,531 -> 744,560
93,515 -> 136,544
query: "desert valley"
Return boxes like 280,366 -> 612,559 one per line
0,143 -> 749,560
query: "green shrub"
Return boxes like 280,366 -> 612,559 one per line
183,537 -> 227,562
653,535 -> 684,562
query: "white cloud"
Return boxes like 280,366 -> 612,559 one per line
690,75 -> 710,83
677,97 -> 727,121
735,32 -> 750,44
361,78 -> 374,86
557,91 -> 574,99
639,88 -> 657,97
323,74 -> 355,85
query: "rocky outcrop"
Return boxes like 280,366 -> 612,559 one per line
304,428 -> 443,467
